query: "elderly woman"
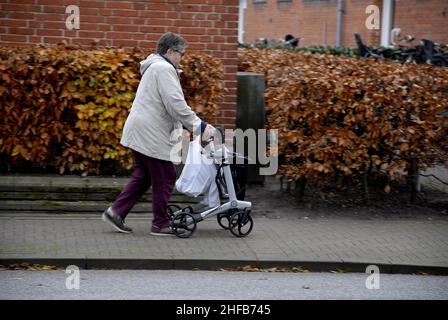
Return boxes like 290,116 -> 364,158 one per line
102,32 -> 215,236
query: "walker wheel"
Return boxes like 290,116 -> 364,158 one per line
167,204 -> 181,219
170,212 -> 196,238
217,212 -> 231,230
182,206 -> 194,214
229,209 -> 253,237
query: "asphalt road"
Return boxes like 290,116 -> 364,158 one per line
1,269 -> 447,300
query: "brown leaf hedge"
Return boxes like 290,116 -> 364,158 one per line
1,45 -> 447,186
238,48 -> 448,186
0,45 -> 225,175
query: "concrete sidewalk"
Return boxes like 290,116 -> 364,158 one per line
0,175 -> 447,274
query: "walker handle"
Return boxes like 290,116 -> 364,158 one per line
216,125 -> 225,143
216,126 -> 227,162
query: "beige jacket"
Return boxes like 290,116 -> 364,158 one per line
120,54 -> 202,163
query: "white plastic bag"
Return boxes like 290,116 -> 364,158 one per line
175,136 -> 215,197
198,172 -> 220,208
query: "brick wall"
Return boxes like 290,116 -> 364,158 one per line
244,0 -> 447,47
0,0 -> 239,127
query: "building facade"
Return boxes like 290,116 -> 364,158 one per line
0,0 -> 240,127
242,0 -> 448,48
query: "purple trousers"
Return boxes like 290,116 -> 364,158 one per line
111,150 -> 176,229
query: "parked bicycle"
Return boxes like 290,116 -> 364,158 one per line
354,33 -> 401,61
354,33 -> 448,67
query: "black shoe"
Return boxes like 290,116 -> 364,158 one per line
102,207 -> 133,234
150,225 -> 184,236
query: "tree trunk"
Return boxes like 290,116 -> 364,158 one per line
408,159 -> 418,203
295,176 -> 307,201
363,172 -> 370,205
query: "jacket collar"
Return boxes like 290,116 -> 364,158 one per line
160,54 -> 182,77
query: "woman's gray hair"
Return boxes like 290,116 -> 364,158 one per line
156,32 -> 187,55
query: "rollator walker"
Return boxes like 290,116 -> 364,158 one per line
168,127 -> 253,238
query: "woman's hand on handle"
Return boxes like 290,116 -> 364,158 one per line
201,124 -> 216,142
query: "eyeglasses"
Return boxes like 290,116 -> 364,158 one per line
173,49 -> 185,57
